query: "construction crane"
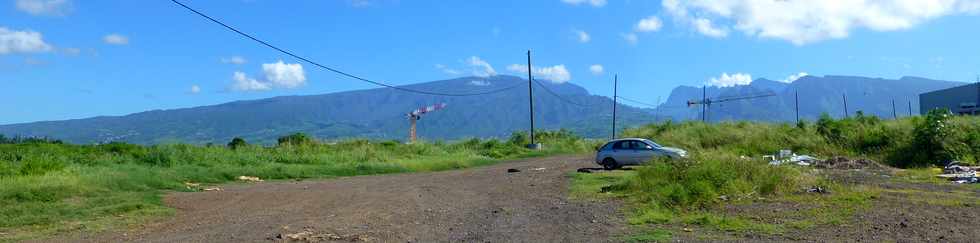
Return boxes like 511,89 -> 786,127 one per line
687,87 -> 777,122
407,103 -> 447,143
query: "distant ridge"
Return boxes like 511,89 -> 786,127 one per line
0,75 -> 654,144
656,75 -> 965,122
0,75 -> 965,144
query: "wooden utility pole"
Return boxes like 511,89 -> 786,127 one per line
892,99 -> 898,119
612,74 -> 618,139
702,86 -> 707,122
526,50 -> 536,146
795,90 -> 800,123
908,100 -> 913,116
842,93 -> 849,118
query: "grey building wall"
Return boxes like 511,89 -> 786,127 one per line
920,83 -> 980,115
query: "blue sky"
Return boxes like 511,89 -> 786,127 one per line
2,0 -> 980,124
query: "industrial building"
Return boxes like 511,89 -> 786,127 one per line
920,82 -> 980,115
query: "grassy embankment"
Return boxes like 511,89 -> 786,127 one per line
0,130 -> 595,241
571,111 -> 980,241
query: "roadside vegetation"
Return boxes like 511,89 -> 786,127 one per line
0,129 -> 594,241
572,110 -> 980,241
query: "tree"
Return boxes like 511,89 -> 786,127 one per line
278,133 -> 314,146
227,137 -> 248,150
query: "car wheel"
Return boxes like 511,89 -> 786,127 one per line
601,158 -> 620,170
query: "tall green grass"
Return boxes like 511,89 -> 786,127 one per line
590,113 -> 980,239
623,111 -> 980,167
0,130 -> 594,240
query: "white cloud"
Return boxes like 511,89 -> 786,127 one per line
635,16 -> 664,32
0,27 -> 53,54
262,61 -> 306,88
221,56 -> 247,65
781,72 -> 809,83
708,72 -> 753,87
621,33 -> 638,45
574,29 -> 591,43
589,64 -> 604,75
507,64 -> 572,83
692,18 -> 728,38
466,56 -> 496,77
189,85 -> 201,94
231,72 -> 271,91
561,0 -> 606,7
103,34 -> 128,45
662,0 -> 980,45
230,61 -> 306,91
16,0 -> 71,16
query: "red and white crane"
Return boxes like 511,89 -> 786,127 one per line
407,103 -> 447,143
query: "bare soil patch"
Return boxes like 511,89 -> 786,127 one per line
47,155 -> 625,242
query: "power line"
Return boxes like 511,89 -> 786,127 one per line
617,96 -> 658,108
170,0 -> 523,97
531,78 -> 593,107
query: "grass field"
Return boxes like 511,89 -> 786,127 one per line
0,130 -> 595,241
3,111 -> 978,241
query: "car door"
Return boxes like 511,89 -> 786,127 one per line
632,141 -> 656,164
610,141 -> 631,164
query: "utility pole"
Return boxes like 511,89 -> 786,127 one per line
702,86 -> 707,122
892,99 -> 897,119
526,50 -> 537,148
842,93 -> 849,118
795,90 -> 800,123
908,100 -> 913,117
612,74 -> 618,139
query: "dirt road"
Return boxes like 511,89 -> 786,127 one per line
63,155 -> 624,242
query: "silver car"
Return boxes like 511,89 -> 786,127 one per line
594,138 -> 687,169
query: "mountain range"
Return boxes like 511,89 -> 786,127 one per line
0,75 -> 653,144
655,75 -> 965,122
0,75 -> 965,144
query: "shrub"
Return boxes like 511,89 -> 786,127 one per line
17,158 -> 66,176
904,109 -> 958,167
227,137 -> 248,150
278,133 -> 315,146
508,131 -> 529,145
608,154 -> 804,210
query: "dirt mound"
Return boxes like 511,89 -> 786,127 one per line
815,156 -> 886,170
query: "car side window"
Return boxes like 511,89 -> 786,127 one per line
628,141 -> 643,150
612,141 -> 627,150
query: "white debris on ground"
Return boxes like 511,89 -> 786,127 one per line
938,161 -> 979,184
237,176 -> 264,182
203,187 -> 223,191
767,149 -> 820,166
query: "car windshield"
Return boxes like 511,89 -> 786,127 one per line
642,139 -> 662,148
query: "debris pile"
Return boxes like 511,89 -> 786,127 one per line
237,176 -> 264,182
814,156 -> 883,170
766,149 -> 820,166
937,161 -> 979,184
274,228 -> 371,242
805,186 -> 829,194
